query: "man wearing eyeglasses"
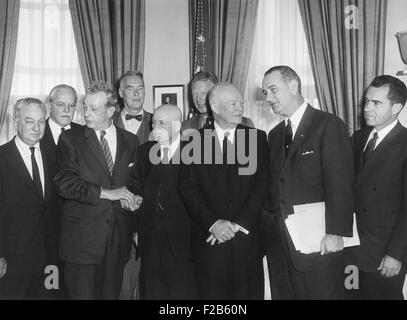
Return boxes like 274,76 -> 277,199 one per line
41,84 -> 82,299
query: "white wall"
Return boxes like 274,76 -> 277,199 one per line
384,0 -> 407,126
143,0 -> 190,117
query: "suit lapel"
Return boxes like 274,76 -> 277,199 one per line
84,127 -> 111,178
112,128 -> 127,177
113,111 -> 125,130
40,142 -> 52,202
44,120 -> 56,147
9,139 -> 43,198
282,105 -> 314,172
355,123 -> 404,187
355,128 -> 373,174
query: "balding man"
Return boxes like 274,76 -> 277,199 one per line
182,71 -> 254,133
43,84 -> 82,150
0,98 -> 58,299
179,83 -> 269,300
128,104 -> 197,299
42,84 -> 82,298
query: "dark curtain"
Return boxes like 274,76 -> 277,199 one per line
190,0 -> 259,93
69,0 -> 145,88
0,0 -> 20,137
298,0 -> 387,134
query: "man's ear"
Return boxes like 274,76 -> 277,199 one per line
392,103 -> 404,115
107,106 -> 116,118
118,88 -> 123,99
288,80 -> 299,95
211,102 -> 218,114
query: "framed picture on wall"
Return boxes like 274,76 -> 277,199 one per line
153,85 -> 185,119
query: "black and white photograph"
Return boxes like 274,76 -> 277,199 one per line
1,0 -> 407,310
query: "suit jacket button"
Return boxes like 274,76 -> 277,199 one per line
280,199 -> 285,204
280,178 -> 284,184
363,209 -> 367,213
372,187 -> 377,192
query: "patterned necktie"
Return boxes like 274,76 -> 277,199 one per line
284,119 -> 293,156
162,147 -> 169,165
125,114 -> 143,121
100,130 -> 114,174
30,147 -> 43,198
363,132 -> 378,165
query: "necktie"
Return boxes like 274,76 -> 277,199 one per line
162,147 -> 169,164
223,132 -> 232,164
30,147 -> 43,198
125,114 -> 143,121
100,130 -> 114,175
284,119 -> 293,156
61,127 -> 65,133
363,132 -> 378,165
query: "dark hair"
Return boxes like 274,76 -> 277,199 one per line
191,71 -> 218,86
369,75 -> 407,106
49,84 -> 78,104
87,81 -> 118,109
264,65 -> 302,94
119,70 -> 144,88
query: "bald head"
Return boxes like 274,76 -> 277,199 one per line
152,104 -> 182,145
208,82 -> 244,129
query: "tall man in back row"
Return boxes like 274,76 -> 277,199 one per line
261,66 -> 354,299
182,71 -> 254,133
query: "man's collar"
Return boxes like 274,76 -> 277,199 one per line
286,101 -> 308,127
15,135 -> 40,151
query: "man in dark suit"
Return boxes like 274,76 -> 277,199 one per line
113,70 -> 152,299
113,70 -> 152,145
54,81 -> 142,300
346,75 -> 407,300
179,82 -> 269,300
0,98 -> 58,299
261,66 -> 354,300
128,104 -> 197,299
181,71 -> 254,133
41,84 -> 82,298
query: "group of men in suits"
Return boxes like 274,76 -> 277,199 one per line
1,64 -> 406,300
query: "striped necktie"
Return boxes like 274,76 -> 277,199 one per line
100,130 -> 114,174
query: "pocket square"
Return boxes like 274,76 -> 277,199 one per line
302,151 -> 314,156
128,163 -> 135,168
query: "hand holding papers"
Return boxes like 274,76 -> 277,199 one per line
285,202 -> 360,255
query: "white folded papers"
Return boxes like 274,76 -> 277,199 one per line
285,202 -> 360,254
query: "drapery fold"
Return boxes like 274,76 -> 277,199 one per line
69,0 -> 145,88
0,0 -> 20,140
298,0 -> 387,133
190,0 -> 259,93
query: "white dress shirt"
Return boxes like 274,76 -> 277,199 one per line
214,121 -> 236,150
364,120 -> 398,151
95,123 -> 117,164
14,135 -> 45,196
285,101 -> 308,139
121,109 -> 143,135
160,135 -> 181,162
49,117 -> 71,144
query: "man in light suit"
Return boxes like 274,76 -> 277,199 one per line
179,82 -> 269,300
54,81 -> 142,300
261,65 -> 354,300
114,70 -> 152,145
128,104 -> 197,299
0,98 -> 58,299
181,71 -> 254,133
346,75 -> 407,300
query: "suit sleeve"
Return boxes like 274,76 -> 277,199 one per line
0,158 -> 5,257
233,131 -> 270,231
178,144 -> 219,234
322,117 -> 354,236
386,159 -> 407,263
53,132 -> 101,205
